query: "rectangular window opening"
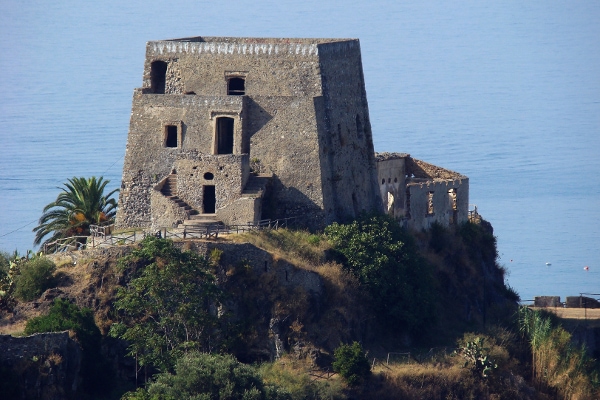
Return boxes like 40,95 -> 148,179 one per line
165,125 -> 178,147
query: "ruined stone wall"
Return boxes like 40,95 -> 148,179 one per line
376,155 -> 407,219
180,241 -> 323,294
406,177 -> 469,230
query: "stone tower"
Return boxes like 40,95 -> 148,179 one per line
115,37 -> 382,230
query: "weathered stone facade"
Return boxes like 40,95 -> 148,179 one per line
115,36 -> 468,231
116,37 -> 382,231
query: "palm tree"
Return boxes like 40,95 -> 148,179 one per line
33,177 -> 119,251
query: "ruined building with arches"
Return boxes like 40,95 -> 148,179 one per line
115,37 -> 469,232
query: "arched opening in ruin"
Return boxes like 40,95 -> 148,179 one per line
216,117 -> 234,154
203,172 -> 214,180
203,185 -> 216,213
165,125 -> 178,147
227,77 -> 245,95
151,61 -> 168,94
448,188 -> 458,224
427,191 -> 435,215
387,191 -> 395,213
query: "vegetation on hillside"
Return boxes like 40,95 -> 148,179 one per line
109,236 -> 222,371
325,214 -> 435,337
33,176 -> 118,251
519,307 -> 599,398
2,216 -> 599,399
0,252 -> 56,304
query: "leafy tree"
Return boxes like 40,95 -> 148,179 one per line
123,352 -> 289,400
33,176 -> 118,251
332,342 -> 371,386
325,213 -> 435,334
109,237 -> 222,371
13,255 -> 56,301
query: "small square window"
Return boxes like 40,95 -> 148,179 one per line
227,77 -> 245,95
163,122 -> 182,148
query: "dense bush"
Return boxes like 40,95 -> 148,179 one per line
332,342 -> 371,386
325,213 -> 435,335
13,255 -> 56,301
122,352 -> 290,400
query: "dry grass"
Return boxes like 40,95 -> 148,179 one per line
229,229 -> 330,269
258,355 -> 346,399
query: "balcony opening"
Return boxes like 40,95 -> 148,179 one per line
216,117 -> 234,154
228,77 -> 245,95
151,61 -> 167,94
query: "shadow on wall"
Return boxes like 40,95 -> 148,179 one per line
245,97 -> 274,138
262,176 -> 323,229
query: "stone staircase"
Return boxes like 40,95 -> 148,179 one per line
182,213 -> 225,231
160,174 -> 199,218
242,174 -> 271,197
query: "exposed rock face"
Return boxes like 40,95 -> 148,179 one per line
0,332 -> 82,400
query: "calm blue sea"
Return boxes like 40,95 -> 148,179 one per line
0,1 -> 598,302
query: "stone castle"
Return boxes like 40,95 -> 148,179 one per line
115,37 -> 469,232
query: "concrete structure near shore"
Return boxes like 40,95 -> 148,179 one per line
115,36 -> 469,231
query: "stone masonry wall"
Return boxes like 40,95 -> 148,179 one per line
0,332 -> 82,399
316,40 -> 382,223
116,92 -> 245,229
377,155 -> 407,219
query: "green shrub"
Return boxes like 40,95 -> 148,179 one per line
332,342 -> 371,386
455,336 -> 497,378
126,351 -> 290,400
325,213 -> 435,335
13,256 -> 56,301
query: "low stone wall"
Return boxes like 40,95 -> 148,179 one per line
534,296 -> 561,307
565,296 -> 600,308
0,332 -> 82,399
